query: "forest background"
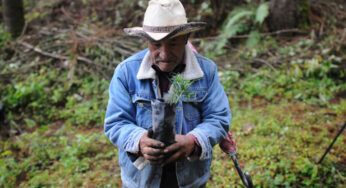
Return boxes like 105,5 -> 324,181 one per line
0,0 -> 345,187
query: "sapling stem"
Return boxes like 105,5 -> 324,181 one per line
165,74 -> 194,104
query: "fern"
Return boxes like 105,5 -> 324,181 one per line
215,2 -> 269,51
217,8 -> 253,51
255,3 -> 269,24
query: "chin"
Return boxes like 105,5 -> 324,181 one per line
157,65 -> 176,72
161,68 -> 174,72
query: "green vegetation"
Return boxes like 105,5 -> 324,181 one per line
0,24 -> 11,49
210,99 -> 345,187
218,34 -> 345,106
0,126 -> 120,187
210,100 -> 345,187
217,2 -> 269,50
202,1 -> 270,58
1,70 -> 108,127
0,0 -> 345,187
220,57 -> 344,104
166,74 -> 194,104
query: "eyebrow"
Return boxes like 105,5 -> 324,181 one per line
148,37 -> 183,45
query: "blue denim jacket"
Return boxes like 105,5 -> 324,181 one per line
104,46 -> 231,188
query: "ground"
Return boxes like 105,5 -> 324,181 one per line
0,0 -> 345,187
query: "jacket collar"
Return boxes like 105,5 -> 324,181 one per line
136,45 -> 204,80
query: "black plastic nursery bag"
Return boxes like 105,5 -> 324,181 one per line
151,99 -> 177,146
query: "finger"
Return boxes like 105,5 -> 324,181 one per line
142,147 -> 165,156
148,159 -> 164,166
143,153 -> 166,161
144,138 -> 165,148
161,151 -> 182,167
141,138 -> 165,150
163,143 -> 180,154
143,153 -> 166,166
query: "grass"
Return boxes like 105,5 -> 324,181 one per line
209,100 -> 345,187
1,0 -> 345,187
0,124 -> 121,187
1,37 -> 345,187
1,98 -> 344,187
0,70 -> 108,128
1,41 -> 345,188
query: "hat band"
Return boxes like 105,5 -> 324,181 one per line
143,25 -> 180,33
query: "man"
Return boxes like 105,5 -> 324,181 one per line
104,0 -> 231,187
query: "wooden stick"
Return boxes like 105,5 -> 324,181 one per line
253,58 -> 278,72
16,40 -> 114,71
191,28 -> 308,42
318,122 -> 346,164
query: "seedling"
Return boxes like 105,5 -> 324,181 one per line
164,74 -> 194,104
152,74 -> 195,146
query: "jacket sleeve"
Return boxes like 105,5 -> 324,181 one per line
187,62 -> 231,160
104,63 -> 146,154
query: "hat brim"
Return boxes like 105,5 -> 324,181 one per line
124,22 -> 206,41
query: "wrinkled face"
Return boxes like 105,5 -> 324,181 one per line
147,35 -> 188,72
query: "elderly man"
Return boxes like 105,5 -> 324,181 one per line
104,0 -> 231,187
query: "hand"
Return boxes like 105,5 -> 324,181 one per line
139,130 -> 166,165
161,134 -> 195,167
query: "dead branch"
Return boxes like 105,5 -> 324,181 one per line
74,31 -> 141,56
191,28 -> 308,42
0,60 -> 50,82
253,58 -> 278,72
11,120 -> 22,135
16,40 -> 114,71
336,28 -> 346,52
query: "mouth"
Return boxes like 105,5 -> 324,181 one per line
156,60 -> 175,64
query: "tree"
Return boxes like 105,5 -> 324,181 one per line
2,0 -> 25,37
267,0 -> 310,31
208,0 -> 245,28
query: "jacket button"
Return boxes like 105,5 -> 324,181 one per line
154,174 -> 160,179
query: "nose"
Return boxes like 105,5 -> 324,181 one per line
159,45 -> 169,61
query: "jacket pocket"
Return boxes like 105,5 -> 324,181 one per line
119,151 -> 140,187
131,93 -> 153,129
182,89 -> 207,131
183,103 -> 201,121
181,87 -> 208,103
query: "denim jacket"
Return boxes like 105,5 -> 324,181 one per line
104,45 -> 231,188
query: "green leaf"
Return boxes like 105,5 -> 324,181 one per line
166,74 -> 194,104
224,9 -> 253,30
217,9 -> 253,51
24,118 -> 36,128
255,3 -> 269,24
246,31 -> 260,48
1,150 -> 12,157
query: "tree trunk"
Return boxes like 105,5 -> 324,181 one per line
2,0 -> 25,37
210,0 -> 224,21
209,0 -> 244,27
0,1 -> 2,23
29,0 -> 36,9
267,0 -> 310,32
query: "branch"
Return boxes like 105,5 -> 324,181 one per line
253,58 -> 278,72
16,40 -> 114,71
0,60 -> 50,82
191,28 -> 308,42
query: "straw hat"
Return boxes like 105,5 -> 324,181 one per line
124,0 -> 206,41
